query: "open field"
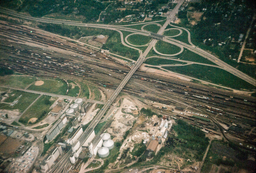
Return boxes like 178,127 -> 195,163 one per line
164,64 -> 255,90
126,24 -> 144,30
0,137 -> 23,155
0,75 -> 36,89
143,24 -> 161,33
176,49 -> 216,65
155,41 -> 182,54
11,121 -> 21,126
90,85 -> 102,101
164,29 -> 181,37
145,58 -> 186,65
67,80 -> 80,97
28,78 -> 67,95
0,91 -> 39,112
127,34 -> 151,46
19,95 -> 56,125
103,31 -> 140,60
79,82 -> 90,98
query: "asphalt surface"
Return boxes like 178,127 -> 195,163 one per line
1,0 -> 255,172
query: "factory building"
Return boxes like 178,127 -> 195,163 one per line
66,126 -> 83,145
45,115 -> 68,141
89,138 -> 103,156
147,140 -> 158,152
88,132 -> 115,158
82,130 -> 96,147
41,146 -> 62,172
70,155 -> 76,164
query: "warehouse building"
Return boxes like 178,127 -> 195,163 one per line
45,115 -> 68,141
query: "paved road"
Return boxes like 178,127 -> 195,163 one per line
48,1 -> 185,172
0,6 -> 255,86
0,86 -> 104,104
163,38 -> 256,86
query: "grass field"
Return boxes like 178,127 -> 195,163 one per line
11,121 -> 21,126
176,49 -> 216,65
0,91 -> 39,112
126,24 -> 144,30
164,64 -> 255,90
155,41 -> 182,54
0,75 -> 36,89
79,82 -> 90,98
103,31 -> 140,60
173,29 -> 190,44
164,29 -> 181,37
19,95 -> 56,125
127,34 -> 151,45
94,122 -> 107,135
145,58 -> 186,65
143,24 -> 160,33
28,78 -> 67,95
67,80 -> 80,97
90,85 -> 101,101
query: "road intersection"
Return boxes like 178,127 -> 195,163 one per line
1,0 -> 255,172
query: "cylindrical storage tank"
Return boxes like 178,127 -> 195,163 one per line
70,155 -> 76,164
75,98 -> 83,105
72,141 -> 80,152
66,108 -> 75,115
98,147 -> 109,158
101,133 -> 111,141
103,140 -> 114,150
71,103 -> 79,111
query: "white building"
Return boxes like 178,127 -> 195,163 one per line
98,147 -> 109,158
67,126 -> 83,145
82,130 -> 96,147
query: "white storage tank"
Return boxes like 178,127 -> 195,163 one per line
70,104 -> 79,111
70,155 -> 76,164
75,98 -> 83,105
72,141 -> 80,152
98,147 -> 109,158
66,108 -> 75,115
101,133 -> 111,141
103,140 -> 114,150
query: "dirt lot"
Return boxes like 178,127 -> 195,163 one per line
0,137 -> 23,155
0,134 -> 7,145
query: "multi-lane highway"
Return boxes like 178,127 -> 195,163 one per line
47,1 -> 185,172
1,0 -> 255,172
0,5 -> 255,86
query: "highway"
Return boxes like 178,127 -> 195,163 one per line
1,0 -> 255,172
1,6 -> 255,86
48,1 -> 184,172
163,38 -> 256,86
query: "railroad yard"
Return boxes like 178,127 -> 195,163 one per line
0,2 -> 256,173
